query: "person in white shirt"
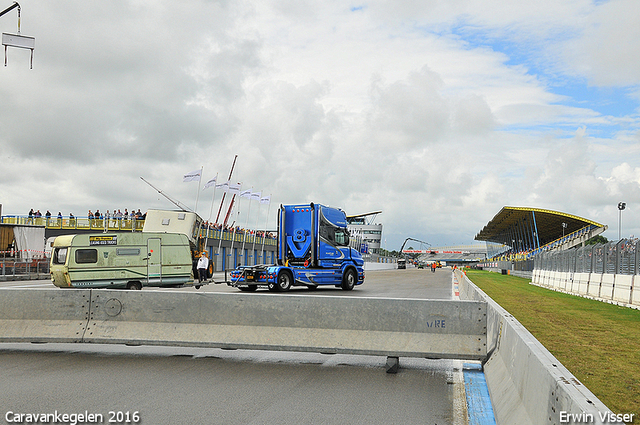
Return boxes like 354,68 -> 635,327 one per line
197,252 -> 209,283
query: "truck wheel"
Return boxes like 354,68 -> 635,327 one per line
127,281 -> 142,290
276,271 -> 292,292
341,269 -> 356,291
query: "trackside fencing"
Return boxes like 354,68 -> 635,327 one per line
0,289 -> 487,366
454,270 -> 614,425
0,258 -> 50,281
532,239 -> 640,307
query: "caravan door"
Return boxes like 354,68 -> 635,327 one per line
147,238 -> 162,285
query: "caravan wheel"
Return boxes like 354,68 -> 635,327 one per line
126,281 -> 142,290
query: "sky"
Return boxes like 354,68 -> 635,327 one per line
1,0 -> 639,251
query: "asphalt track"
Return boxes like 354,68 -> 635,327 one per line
0,268 -> 470,425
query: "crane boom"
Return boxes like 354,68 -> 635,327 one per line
140,177 -> 193,212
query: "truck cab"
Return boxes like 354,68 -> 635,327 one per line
230,203 -> 365,291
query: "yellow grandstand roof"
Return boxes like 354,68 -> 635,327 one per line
475,206 -> 606,247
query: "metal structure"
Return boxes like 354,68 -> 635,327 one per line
535,238 -> 640,276
1,2 -> 35,68
475,206 -> 607,258
618,201 -> 626,240
399,237 -> 430,258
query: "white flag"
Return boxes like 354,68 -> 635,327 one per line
260,195 -> 271,205
240,189 -> 252,198
215,180 -> 229,190
203,176 -> 217,190
183,169 -> 201,182
227,183 -> 242,195
250,191 -> 262,201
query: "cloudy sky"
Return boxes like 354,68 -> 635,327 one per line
1,0 -> 639,251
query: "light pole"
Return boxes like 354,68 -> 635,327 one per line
618,202 -> 626,241
562,222 -> 567,238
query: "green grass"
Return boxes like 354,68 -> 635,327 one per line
464,269 -> 639,417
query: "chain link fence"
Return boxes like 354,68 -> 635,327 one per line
534,239 -> 639,275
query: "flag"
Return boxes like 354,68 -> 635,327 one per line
250,191 -> 262,201
203,176 -> 217,190
183,169 -> 201,182
260,195 -> 271,205
215,180 -> 229,190
240,189 -> 252,198
227,183 -> 242,195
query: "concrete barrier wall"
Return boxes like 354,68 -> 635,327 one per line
456,270 -> 613,425
0,288 -> 488,361
612,275 -> 633,304
574,272 -> 589,295
534,267 -> 640,308
0,289 -> 89,343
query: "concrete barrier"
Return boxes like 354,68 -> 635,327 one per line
0,288 -> 89,343
456,270 -> 613,425
588,273 -> 602,297
535,268 -> 640,308
600,274 -> 615,300
632,282 -> 640,307
0,288 -> 488,361
573,272 -> 590,295
612,274 -> 633,304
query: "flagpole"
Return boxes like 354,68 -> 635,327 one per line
216,155 -> 237,224
203,173 -> 218,261
194,166 -> 203,213
260,195 -> 272,263
228,193 -> 240,270
251,191 -> 262,259
239,188 -> 253,266
215,180 -> 231,270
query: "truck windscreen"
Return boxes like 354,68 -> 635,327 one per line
319,215 -> 350,247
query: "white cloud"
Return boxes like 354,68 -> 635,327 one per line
1,0 -> 640,248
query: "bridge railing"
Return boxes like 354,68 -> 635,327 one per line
1,215 -> 144,231
0,215 -> 277,247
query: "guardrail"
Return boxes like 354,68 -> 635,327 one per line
0,215 -> 277,246
0,258 -> 49,280
533,239 -> 640,307
455,270 -> 613,424
0,289 -> 488,371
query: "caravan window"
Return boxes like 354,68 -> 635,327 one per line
117,248 -> 140,256
52,248 -> 68,265
75,249 -> 98,264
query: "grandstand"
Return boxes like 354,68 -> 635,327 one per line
475,206 -> 608,262
403,245 -> 488,266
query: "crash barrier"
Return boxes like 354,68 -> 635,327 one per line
455,270 -> 613,425
0,258 -> 49,280
0,288 -> 488,365
533,239 -> 640,307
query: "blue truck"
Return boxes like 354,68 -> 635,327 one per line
229,203 -> 365,291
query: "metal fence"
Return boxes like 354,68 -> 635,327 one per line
534,239 -> 640,275
0,258 -> 50,279
0,215 -> 278,247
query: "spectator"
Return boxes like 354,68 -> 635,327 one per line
197,252 -> 209,283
